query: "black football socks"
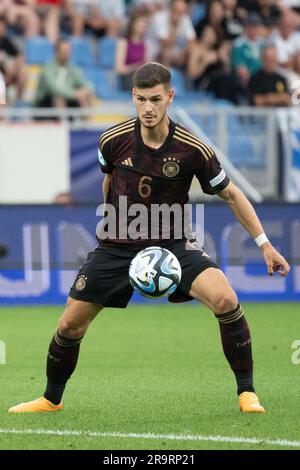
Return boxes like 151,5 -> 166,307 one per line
44,330 -> 83,405
216,304 -> 255,395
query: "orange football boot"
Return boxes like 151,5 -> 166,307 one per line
239,392 -> 265,413
8,397 -> 63,413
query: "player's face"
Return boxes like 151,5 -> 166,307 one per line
132,84 -> 174,129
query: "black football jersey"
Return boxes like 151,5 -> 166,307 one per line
98,117 -> 230,245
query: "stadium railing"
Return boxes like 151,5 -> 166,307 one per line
0,104 -> 281,201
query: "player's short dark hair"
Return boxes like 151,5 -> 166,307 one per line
132,62 -> 171,89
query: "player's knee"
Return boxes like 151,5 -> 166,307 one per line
58,298 -> 102,338
58,318 -> 87,339
212,290 -> 238,315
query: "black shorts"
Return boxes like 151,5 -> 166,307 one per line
69,240 -> 220,308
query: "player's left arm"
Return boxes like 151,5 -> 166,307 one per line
218,181 -> 290,277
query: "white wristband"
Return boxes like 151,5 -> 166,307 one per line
254,233 -> 269,247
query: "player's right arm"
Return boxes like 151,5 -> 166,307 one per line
102,174 -> 111,202
98,131 -> 115,202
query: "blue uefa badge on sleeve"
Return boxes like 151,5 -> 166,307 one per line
98,149 -> 107,166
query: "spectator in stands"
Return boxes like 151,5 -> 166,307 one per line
64,0 -> 124,38
248,45 -> 290,106
0,1 -> 5,16
35,39 -> 93,109
94,0 -> 125,36
236,0 -> 250,19
195,1 -> 225,43
222,0 -> 245,41
283,51 -> 300,104
193,8 -> 244,104
116,12 -> 151,90
64,1 -> 100,37
35,0 -> 62,43
1,0 -> 40,37
187,24 -> 230,90
148,0 -> 196,67
270,9 -> 300,68
232,13 -> 265,91
277,0 -> 300,16
0,17 -> 27,102
0,68 -> 5,106
132,0 -> 168,15
54,191 -> 74,206
238,1 -> 280,29
249,0 -> 281,29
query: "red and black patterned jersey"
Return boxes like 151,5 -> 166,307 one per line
97,117 -> 230,245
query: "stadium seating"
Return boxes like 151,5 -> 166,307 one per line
83,67 -> 129,100
170,68 -> 187,98
23,36 -> 219,103
25,37 -> 54,65
97,37 -> 117,69
69,37 -> 95,67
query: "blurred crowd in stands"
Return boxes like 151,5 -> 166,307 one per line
0,0 -> 300,108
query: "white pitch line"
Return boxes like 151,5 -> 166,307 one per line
0,428 -> 300,448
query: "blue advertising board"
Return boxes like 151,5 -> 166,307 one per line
0,204 -> 299,304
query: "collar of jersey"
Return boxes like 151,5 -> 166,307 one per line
135,118 -> 176,156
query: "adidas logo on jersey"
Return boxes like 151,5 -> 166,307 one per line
121,158 -> 133,167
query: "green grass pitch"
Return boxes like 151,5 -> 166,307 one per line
0,303 -> 299,450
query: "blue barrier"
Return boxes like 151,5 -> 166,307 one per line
0,204 -> 299,304
70,129 -> 104,204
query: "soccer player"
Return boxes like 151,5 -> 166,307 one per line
9,62 -> 290,414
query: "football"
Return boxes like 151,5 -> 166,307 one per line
129,246 -> 182,298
